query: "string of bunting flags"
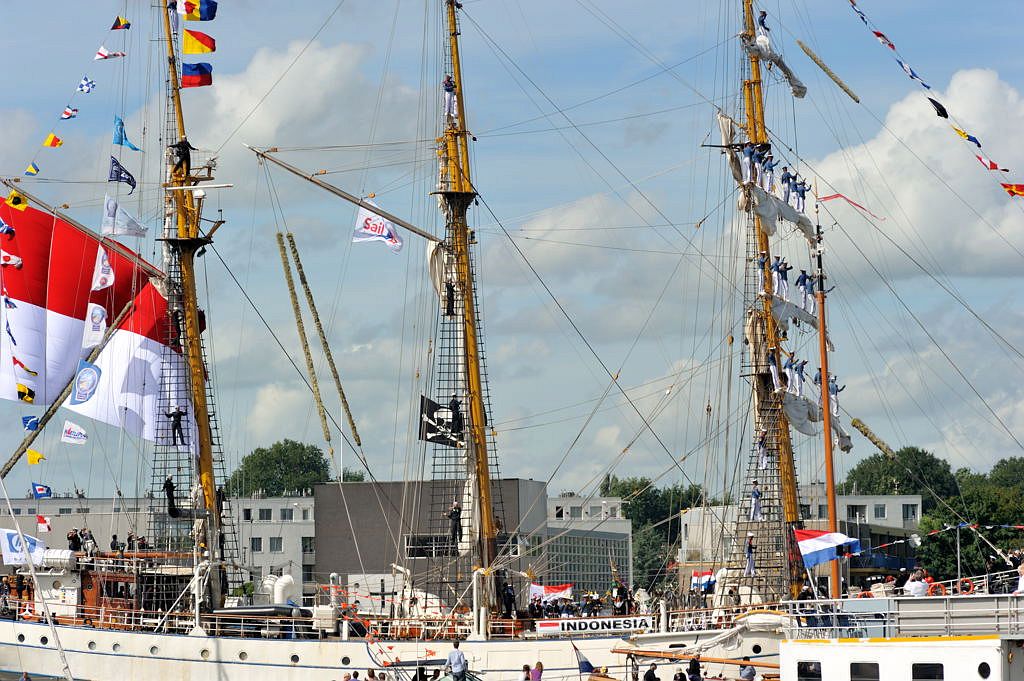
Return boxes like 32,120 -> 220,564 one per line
847,0 -> 1024,198
872,521 -> 1024,554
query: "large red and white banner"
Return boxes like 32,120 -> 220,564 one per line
0,204 -> 192,444
528,582 -> 573,603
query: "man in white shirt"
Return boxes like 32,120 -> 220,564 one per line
905,571 -> 927,597
446,641 -> 468,681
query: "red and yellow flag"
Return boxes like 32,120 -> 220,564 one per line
183,29 -> 216,54
42,134 -> 63,148
1001,183 -> 1024,198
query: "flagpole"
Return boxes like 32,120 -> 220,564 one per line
0,302 -> 133,480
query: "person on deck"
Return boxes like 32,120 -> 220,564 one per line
445,281 -> 456,317
445,500 -> 463,546
794,360 -> 808,398
741,142 -> 755,183
739,656 -> 757,681
687,655 -> 701,681
166,405 -> 186,446
762,154 -> 778,192
446,641 -> 467,681
779,166 -> 793,203
755,250 -> 769,293
794,179 -> 809,212
777,258 -> 794,300
443,75 -> 457,121
67,529 -> 82,552
782,350 -> 797,393
756,429 -> 769,470
502,581 -> 516,619
449,395 -> 464,439
795,270 -> 810,311
770,256 -> 782,294
805,277 -> 817,315
643,664 -> 659,681
751,145 -> 766,186
744,534 -> 757,576
757,10 -> 770,33
813,367 -> 823,393
750,480 -> 764,521
828,376 -> 845,416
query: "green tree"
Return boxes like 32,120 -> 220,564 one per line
839,446 -> 957,512
226,439 -> 334,496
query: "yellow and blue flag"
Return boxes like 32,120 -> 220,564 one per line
24,163 -> 39,177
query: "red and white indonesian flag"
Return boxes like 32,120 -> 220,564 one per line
795,529 -> 861,568
0,204 -> 192,444
36,515 -> 51,533
529,582 -> 573,603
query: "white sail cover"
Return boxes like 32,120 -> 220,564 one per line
0,204 -> 191,444
781,392 -> 853,452
770,295 -> 835,352
739,185 -> 815,243
741,34 -> 807,99
717,112 -> 744,184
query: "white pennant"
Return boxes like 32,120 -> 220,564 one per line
90,246 -> 115,291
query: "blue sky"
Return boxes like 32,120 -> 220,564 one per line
0,1 -> 1022,507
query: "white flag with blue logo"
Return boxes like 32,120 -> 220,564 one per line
0,529 -> 46,565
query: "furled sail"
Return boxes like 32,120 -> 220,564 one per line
738,184 -> 815,243
0,204 -> 192,444
769,295 -> 835,352
717,112 -> 744,184
741,34 -> 807,99
780,392 -> 853,452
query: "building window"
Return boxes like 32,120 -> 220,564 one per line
799,504 -> 811,520
873,504 -> 887,520
59,508 -> 72,515
301,508 -> 311,521
302,564 -> 315,584
269,537 -> 283,553
242,509 -> 252,521
554,506 -> 564,519
570,506 -> 582,519
851,662 -> 880,681
76,508 -> 90,514
797,661 -> 822,681
301,537 -> 315,553
911,663 -> 943,680
258,508 -> 272,521
816,504 -> 827,519
12,509 -> 20,516
280,507 -> 294,521
250,537 -> 263,553
590,506 -> 602,518
608,506 -> 618,517
903,504 -> 919,521
846,505 -> 866,521
26,508 -> 35,515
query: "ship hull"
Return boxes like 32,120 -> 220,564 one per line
0,619 -> 780,681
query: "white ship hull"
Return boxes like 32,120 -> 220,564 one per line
0,620 -> 781,681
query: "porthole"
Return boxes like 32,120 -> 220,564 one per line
291,654 -> 300,664
752,644 -> 762,654
52,580 -> 62,589
979,662 -> 991,679
112,643 -> 121,652
40,636 -> 48,646
16,634 -> 24,643
88,641 -> 96,651
239,651 -> 248,661
150,645 -> 159,655
342,657 -> 351,665
201,649 -> 210,660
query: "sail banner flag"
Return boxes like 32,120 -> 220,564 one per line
30,483 -> 51,499
5,191 -> 27,212
795,528 -> 861,568
818,192 -> 886,221
108,156 -> 136,194
1,251 -> 23,269
927,97 -> 948,119
35,516 -> 51,533
182,0 -> 218,21
896,59 -> 930,89
0,203 -> 192,445
60,420 -> 88,445
528,582 -> 573,603
91,246 -> 115,291
417,395 -> 462,448
69,359 -> 101,405
26,450 -> 44,465
42,134 -> 62,148
94,45 -> 126,60
77,76 -> 96,93
181,62 -> 213,88
183,29 -> 216,53
21,416 -> 39,431
691,570 -> 716,589
111,16 -> 131,30
0,529 -> 46,565
353,200 -> 403,253
953,127 -> 982,148
60,107 -> 78,120
978,155 -> 1009,172
572,643 -> 595,674
81,303 -> 107,349
101,195 -> 147,236
1001,184 -> 1024,198
113,116 -> 141,151
24,163 -> 39,177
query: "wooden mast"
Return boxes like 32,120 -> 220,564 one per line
813,203 -> 841,598
440,0 -> 498,578
160,5 -> 222,605
740,0 -> 803,599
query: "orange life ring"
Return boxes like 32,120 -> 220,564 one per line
927,582 -> 948,596
857,590 -> 873,598
958,578 -> 975,595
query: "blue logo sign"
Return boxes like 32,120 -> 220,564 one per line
69,359 -> 101,405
